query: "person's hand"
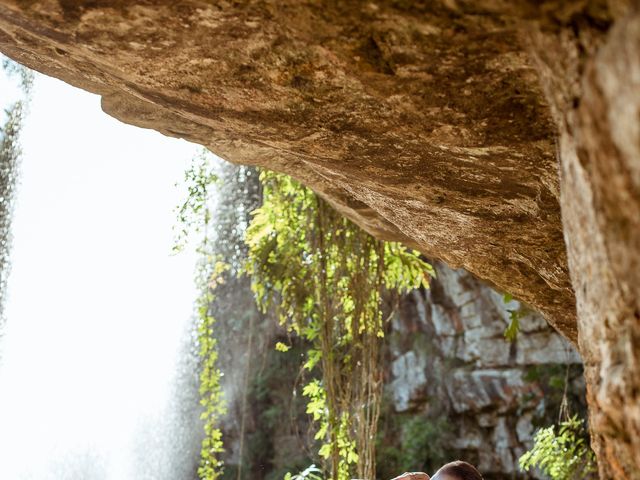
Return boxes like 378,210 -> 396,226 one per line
391,472 -> 430,480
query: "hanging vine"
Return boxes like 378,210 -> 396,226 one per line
174,150 -> 226,480
245,171 -> 434,480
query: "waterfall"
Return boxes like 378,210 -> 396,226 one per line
0,70 -> 204,479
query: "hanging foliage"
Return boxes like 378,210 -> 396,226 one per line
173,151 -> 219,254
245,171 -> 434,480
174,150 -> 226,480
519,415 -> 597,479
196,258 -> 229,480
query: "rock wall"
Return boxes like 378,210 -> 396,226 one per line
218,261 -> 586,480
0,2 -> 638,476
0,0 -> 575,333
531,8 -> 640,477
386,262 -> 584,479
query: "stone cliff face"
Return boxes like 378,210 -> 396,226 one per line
0,0 -> 572,331
0,1 -> 638,476
218,261 -> 585,480
387,263 -> 584,479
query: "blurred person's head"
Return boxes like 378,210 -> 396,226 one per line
431,461 -> 483,480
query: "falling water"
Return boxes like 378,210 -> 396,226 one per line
0,71 -> 204,479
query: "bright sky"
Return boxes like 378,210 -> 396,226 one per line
0,71 -> 202,478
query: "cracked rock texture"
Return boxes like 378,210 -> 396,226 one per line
0,1 -> 639,477
387,262 -> 584,478
219,258 -> 585,480
0,0 -> 573,334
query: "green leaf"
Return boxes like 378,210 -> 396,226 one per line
504,310 -> 521,342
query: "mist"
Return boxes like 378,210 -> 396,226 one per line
0,72 -> 204,479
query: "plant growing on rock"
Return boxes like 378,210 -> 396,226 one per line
501,293 -> 523,342
174,150 -> 226,480
519,415 -> 597,480
245,170 -> 434,480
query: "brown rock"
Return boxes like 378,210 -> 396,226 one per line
534,5 -> 640,478
1,1 -> 639,477
0,0 -> 573,336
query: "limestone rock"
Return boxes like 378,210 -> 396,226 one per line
532,6 -> 640,476
0,0 -> 575,337
1,1 -> 639,476
388,262 -> 584,478
390,350 -> 428,413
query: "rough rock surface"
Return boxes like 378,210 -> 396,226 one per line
0,1 -> 639,477
529,6 -> 640,478
0,0 -> 573,335
221,261 -> 585,479
387,262 -> 584,479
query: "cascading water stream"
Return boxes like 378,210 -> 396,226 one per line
0,69 -> 205,480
